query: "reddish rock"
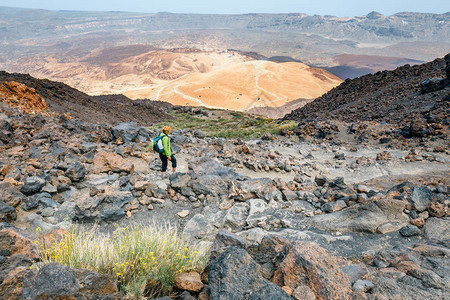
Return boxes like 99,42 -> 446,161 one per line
93,151 -> 134,174
174,271 -> 204,293
278,241 -> 353,300
0,266 -> 30,299
411,218 -> 425,227
0,81 -> 47,113
0,229 -> 39,260
428,202 -> 446,218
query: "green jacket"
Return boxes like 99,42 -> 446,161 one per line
159,133 -> 171,158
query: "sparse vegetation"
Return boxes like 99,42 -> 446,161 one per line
153,109 -> 298,139
34,225 -> 210,298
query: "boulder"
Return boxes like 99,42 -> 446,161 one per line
210,229 -> 247,260
399,225 -> 421,237
224,203 -> 249,231
93,151 -> 134,174
174,271 -> 204,293
0,258 -> 31,299
0,200 -> 16,222
101,208 -> 126,222
188,157 -> 237,179
22,262 -> 119,299
309,198 -> 409,233
208,247 -> 292,300
424,217 -> 450,240
20,176 -> 46,196
292,285 -> 316,300
276,241 -> 353,300
111,121 -> 140,143
192,175 -> 229,196
193,129 -> 206,138
0,181 -> 24,207
0,254 -> 32,286
230,178 -> 275,201
246,199 -> 270,227
65,162 -> 86,182
321,200 -> 347,213
409,187 -> 433,212
183,213 -> 220,240
0,228 -> 39,259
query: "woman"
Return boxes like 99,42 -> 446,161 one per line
158,126 -> 177,177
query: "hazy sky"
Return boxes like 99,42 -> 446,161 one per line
0,0 -> 449,16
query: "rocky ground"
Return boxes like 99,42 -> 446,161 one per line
0,95 -> 449,299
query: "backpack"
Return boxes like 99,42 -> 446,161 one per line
153,134 -> 165,153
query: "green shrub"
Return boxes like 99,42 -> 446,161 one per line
152,109 -> 297,140
34,225 -> 209,298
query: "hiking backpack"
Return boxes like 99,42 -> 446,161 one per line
153,134 -> 165,153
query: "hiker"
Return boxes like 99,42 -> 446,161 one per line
155,126 -> 177,177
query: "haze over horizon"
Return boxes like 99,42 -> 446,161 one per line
0,0 -> 449,17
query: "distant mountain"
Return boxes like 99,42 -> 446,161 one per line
0,7 -> 448,65
283,53 -> 450,127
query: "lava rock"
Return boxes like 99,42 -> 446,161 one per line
20,176 -> 46,196
399,225 -> 421,237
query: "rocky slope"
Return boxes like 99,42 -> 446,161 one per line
284,53 -> 450,128
0,81 -> 449,299
0,71 -> 170,125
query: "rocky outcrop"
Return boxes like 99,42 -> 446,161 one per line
0,81 -> 47,113
208,247 -> 292,300
275,241 -> 353,300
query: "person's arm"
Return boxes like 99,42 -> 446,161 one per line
162,135 -> 171,158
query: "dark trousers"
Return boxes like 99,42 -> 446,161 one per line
159,153 -> 177,172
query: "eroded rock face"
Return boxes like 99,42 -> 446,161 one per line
276,241 -> 353,300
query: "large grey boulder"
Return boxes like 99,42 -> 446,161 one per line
409,187 -> 433,212
20,176 -> 46,196
65,162 -> 86,182
191,175 -> 229,196
224,203 -> 249,231
309,198 -> 409,233
188,157 -> 237,179
22,262 -> 118,299
208,247 -> 292,300
424,217 -> 450,240
230,178 -> 275,201
111,121 -> 140,143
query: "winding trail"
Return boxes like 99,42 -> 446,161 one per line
243,61 -> 285,111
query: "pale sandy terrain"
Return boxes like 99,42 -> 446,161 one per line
124,61 -> 342,111
8,48 -> 253,95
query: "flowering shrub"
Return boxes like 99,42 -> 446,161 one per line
34,225 -> 209,298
